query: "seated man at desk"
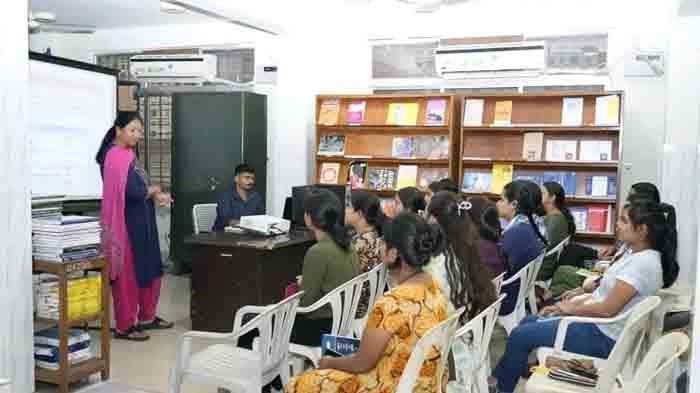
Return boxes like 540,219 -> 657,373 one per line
212,164 -> 265,231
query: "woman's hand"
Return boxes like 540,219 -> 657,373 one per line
155,192 -> 172,207
148,185 -> 162,197
557,301 -> 577,316
582,277 -> 600,293
539,304 -> 562,317
561,287 -> 584,301
318,357 -> 334,370
598,245 -> 616,259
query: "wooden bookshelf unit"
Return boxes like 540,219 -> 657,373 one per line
314,94 -> 460,206
458,91 -> 624,245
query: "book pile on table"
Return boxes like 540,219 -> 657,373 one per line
32,215 -> 101,263
32,205 -> 63,221
34,327 -> 93,370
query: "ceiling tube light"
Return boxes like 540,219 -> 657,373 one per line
161,1 -> 187,14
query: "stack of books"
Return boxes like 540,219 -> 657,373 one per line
34,328 -> 93,370
36,273 -> 102,321
32,215 -> 101,263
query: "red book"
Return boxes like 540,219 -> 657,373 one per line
587,204 -> 610,233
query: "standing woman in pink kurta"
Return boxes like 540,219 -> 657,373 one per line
96,111 -> 173,341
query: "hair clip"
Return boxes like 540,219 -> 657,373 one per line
457,201 -> 473,216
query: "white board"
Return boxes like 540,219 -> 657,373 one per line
29,57 -> 117,198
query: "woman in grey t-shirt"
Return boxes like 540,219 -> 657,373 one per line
491,199 -> 678,393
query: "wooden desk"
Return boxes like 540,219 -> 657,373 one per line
186,230 -> 315,332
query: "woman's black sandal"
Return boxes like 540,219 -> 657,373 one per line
113,325 -> 150,341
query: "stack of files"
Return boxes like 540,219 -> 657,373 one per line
32,216 -> 101,263
34,328 -> 93,370
36,275 -> 102,321
32,206 -> 63,221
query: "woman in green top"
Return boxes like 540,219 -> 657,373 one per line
537,182 -> 576,281
293,188 -> 360,346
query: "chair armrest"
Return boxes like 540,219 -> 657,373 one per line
233,305 -> 272,332
553,310 -> 631,351
297,299 -> 331,314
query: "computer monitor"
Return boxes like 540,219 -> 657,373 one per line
290,184 -> 346,227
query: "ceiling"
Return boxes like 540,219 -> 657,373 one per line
679,0 -> 700,16
29,0 -> 211,29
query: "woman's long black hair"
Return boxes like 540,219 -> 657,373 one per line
350,190 -> 386,236
95,111 -> 143,165
629,182 -> 660,204
428,191 -> 497,319
382,212 -> 444,269
542,181 -> 577,236
626,200 -> 679,288
466,196 -> 502,243
397,187 -> 426,214
503,180 -> 548,245
304,188 -> 351,251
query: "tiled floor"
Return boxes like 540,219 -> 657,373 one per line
37,273 -> 520,393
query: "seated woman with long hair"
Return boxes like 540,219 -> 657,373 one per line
286,213 -> 449,393
465,196 -> 506,277
491,199 -> 679,393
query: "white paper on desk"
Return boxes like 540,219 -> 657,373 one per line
545,140 -> 578,161
580,140 -> 612,161
561,97 -> 584,126
591,176 -> 609,196
463,99 -> 485,126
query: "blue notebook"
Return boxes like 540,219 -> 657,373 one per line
321,334 -> 360,357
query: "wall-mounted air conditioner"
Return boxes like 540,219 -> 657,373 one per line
129,54 -> 217,83
435,41 -> 546,79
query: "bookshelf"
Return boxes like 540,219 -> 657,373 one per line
458,91 -> 624,244
314,94 -> 460,203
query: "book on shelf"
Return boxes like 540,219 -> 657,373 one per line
545,139 -> 578,161
346,101 -> 366,125
542,171 -> 577,196
522,132 -> 544,161
386,103 -> 419,126
317,135 -> 346,156
396,165 -> 418,188
34,327 -> 91,347
491,164 -> 514,193
414,135 -> 449,159
348,161 -> 368,189
594,95 -> 620,126
570,207 -> 589,232
392,136 -> 415,158
579,140 -> 613,162
318,99 -> 340,126
321,334 -> 360,357
585,175 -> 617,197
561,97 -> 584,126
463,98 -> 485,126
368,167 -> 398,190
493,101 -> 513,126
319,163 -> 341,185
417,167 -> 449,189
514,172 -> 545,185
587,204 -> 612,233
462,172 -> 493,193
425,99 -> 447,126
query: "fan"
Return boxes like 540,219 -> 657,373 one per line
28,11 -> 96,34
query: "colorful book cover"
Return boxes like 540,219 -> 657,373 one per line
493,101 -> 513,125
490,164 -> 514,193
585,176 -> 615,197
425,99 -> 447,126
586,204 -> 610,233
594,95 -> 620,126
347,101 -> 366,125
514,172 -> 544,185
386,103 -> 419,126
413,136 -> 448,159
368,167 -> 398,190
318,99 -> 340,126
522,132 -> 544,161
462,172 -> 492,193
392,136 -> 415,158
317,135 -> 346,155
321,334 -> 361,356
348,161 -> 368,189
397,165 -> 418,188
463,99 -> 485,126
570,207 -> 589,232
543,171 -> 577,196
319,163 -> 341,184
417,168 -> 449,188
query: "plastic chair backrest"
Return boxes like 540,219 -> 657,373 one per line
626,332 -> 689,393
192,203 -> 218,234
235,291 -> 304,385
501,253 -> 545,316
354,263 -> 388,337
544,235 -> 570,261
395,307 -> 465,393
594,296 -> 661,392
309,272 -> 369,337
491,272 -> 506,295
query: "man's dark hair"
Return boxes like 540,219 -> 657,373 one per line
235,164 -> 256,176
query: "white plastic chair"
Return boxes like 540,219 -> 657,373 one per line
492,272 -> 506,295
192,203 -> 218,234
353,263 -> 388,338
624,332 -> 689,393
525,296 -> 661,393
530,236 -> 571,313
168,291 -> 304,393
448,294 -> 506,393
395,307 -> 466,393
0,379 -> 10,393
498,252 -> 546,335
288,272 -> 369,372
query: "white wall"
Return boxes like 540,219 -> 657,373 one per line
0,1 -> 34,392
29,33 -> 95,63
